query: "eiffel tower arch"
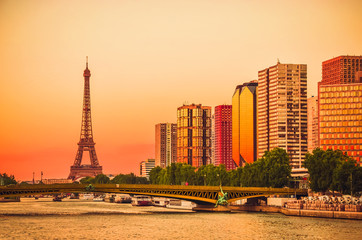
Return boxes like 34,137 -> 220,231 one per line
68,57 -> 103,180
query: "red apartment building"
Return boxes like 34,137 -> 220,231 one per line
318,56 -> 362,164
214,105 -> 235,170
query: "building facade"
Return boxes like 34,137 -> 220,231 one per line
211,114 -> 215,165
321,56 -> 362,85
318,83 -> 362,164
307,96 -> 319,153
155,123 -> 177,168
214,105 -> 234,170
177,104 -> 212,167
232,82 -> 258,167
140,159 -> 155,179
257,62 -> 308,172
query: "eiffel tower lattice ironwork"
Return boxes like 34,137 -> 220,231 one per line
68,57 -> 102,180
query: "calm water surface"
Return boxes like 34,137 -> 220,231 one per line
0,198 -> 361,240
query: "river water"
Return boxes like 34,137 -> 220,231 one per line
0,198 -> 361,240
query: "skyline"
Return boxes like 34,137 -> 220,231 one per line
1,0 -> 362,180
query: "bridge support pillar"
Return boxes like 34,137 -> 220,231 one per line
192,204 -> 231,212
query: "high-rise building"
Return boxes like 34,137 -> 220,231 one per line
321,56 -> 362,85
140,159 -> 155,179
155,123 -> 177,168
232,82 -> 258,167
258,62 -> 308,173
307,96 -> 319,153
177,104 -> 212,167
214,105 -> 234,170
318,56 -> 362,165
211,114 -> 215,165
318,83 -> 362,165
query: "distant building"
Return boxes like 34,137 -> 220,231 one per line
307,96 -> 319,153
258,62 -> 308,174
140,159 -> 155,179
321,56 -> 362,85
318,83 -> 362,165
42,179 -> 73,184
211,114 -> 215,165
155,123 -> 177,168
214,105 -> 234,170
177,104 -> 212,167
232,81 -> 258,167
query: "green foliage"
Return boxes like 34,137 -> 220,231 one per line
94,174 -> 110,184
0,173 -> 17,185
81,173 -> 148,185
229,168 -> 243,187
149,166 -> 163,184
241,148 -> 291,188
304,148 -> 351,193
149,163 -> 234,186
110,173 -> 148,184
331,158 -> 362,195
80,176 -> 95,184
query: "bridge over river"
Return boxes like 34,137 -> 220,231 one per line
0,184 -> 307,204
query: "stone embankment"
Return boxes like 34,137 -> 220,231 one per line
229,199 -> 362,220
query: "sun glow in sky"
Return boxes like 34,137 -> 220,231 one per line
0,0 -> 361,180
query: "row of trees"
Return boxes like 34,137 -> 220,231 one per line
149,148 -> 292,188
80,173 -> 148,185
304,148 -> 362,194
0,173 -> 17,185
2,148 -> 360,196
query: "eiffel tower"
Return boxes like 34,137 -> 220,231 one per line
68,57 -> 102,180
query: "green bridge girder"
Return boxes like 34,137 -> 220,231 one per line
0,184 -> 308,204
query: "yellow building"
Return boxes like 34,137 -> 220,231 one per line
232,81 -> 258,166
177,104 -> 212,167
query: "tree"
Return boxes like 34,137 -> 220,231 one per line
80,176 -> 95,184
332,158 -> 362,195
94,174 -> 110,184
111,173 -> 148,184
0,173 -> 17,185
262,148 -> 291,188
304,148 -> 350,193
229,168 -> 243,187
149,166 -> 162,184
240,148 -> 291,188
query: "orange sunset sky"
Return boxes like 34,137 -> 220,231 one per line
1,0 -> 362,180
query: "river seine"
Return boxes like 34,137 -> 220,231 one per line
0,198 -> 361,239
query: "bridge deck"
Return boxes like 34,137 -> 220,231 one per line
0,184 -> 308,204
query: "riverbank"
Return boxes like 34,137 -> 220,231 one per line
229,205 -> 362,220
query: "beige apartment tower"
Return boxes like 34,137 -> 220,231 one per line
155,123 -> 177,168
177,104 -> 212,167
258,62 -> 308,173
307,96 -> 319,153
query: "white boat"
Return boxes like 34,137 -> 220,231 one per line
114,194 -> 132,203
80,193 -> 94,200
152,197 -> 169,207
93,195 -> 105,202
166,199 -> 196,210
131,195 -> 152,206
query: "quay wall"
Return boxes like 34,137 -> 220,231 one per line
229,205 -> 362,220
